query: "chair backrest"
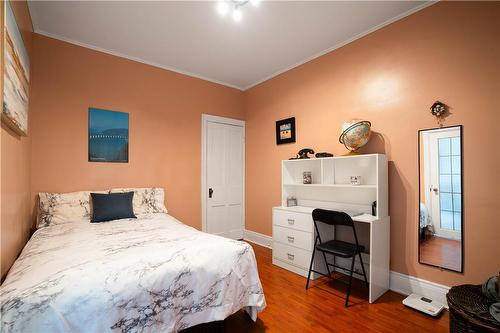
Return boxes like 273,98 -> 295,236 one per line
312,209 -> 354,227
312,208 -> 360,245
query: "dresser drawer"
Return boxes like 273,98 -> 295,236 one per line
273,225 -> 313,250
273,242 -> 312,269
273,209 -> 313,232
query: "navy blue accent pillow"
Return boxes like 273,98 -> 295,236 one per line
91,192 -> 136,223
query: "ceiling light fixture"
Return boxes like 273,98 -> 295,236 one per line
232,8 -> 243,22
216,0 -> 260,22
216,1 -> 230,16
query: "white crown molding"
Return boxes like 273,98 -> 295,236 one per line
34,1 -> 435,91
34,29 -> 244,91
242,1 -> 437,90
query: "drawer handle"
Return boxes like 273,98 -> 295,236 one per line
287,219 -> 295,225
287,253 -> 295,260
287,236 -> 295,243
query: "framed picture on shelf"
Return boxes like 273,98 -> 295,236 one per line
276,117 -> 295,145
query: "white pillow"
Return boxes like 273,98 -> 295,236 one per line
37,190 -> 107,228
109,187 -> 168,215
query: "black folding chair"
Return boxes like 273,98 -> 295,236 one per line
305,209 -> 369,307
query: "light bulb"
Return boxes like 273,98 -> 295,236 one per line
232,8 -> 242,22
250,0 -> 260,7
216,1 -> 229,16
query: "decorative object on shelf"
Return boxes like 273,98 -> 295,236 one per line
372,201 -> 377,216
286,196 -> 297,207
290,148 -> 314,160
339,119 -> 371,153
215,0 -> 260,22
350,176 -> 361,185
430,101 -> 449,127
88,108 -> 129,163
303,171 -> 312,184
315,152 -> 333,158
276,117 -> 296,145
2,1 -> 30,136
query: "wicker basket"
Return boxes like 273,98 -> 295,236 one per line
447,284 -> 500,333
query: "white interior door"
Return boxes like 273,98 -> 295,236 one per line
427,128 -> 461,240
203,116 -> 244,239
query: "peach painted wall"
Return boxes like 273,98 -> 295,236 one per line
1,1 -> 33,279
244,2 -> 500,286
29,34 -> 244,232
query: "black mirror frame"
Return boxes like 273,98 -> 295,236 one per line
417,124 -> 464,273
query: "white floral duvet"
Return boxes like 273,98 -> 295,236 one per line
0,214 -> 266,333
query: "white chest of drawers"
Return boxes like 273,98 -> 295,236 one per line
272,206 -> 333,279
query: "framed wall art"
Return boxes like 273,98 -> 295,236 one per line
276,117 -> 295,145
2,1 -> 30,136
88,108 -> 129,163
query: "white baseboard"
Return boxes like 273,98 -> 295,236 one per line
244,230 -> 450,307
243,229 -> 272,248
390,271 -> 450,307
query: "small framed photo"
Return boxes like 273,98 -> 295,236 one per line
276,117 -> 296,145
350,176 -> 362,185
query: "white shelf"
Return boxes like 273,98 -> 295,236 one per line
283,183 -> 376,189
281,153 -> 388,217
282,154 -> 381,163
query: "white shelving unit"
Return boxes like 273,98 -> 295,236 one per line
272,154 -> 390,303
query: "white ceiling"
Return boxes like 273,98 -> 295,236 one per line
28,1 -> 431,90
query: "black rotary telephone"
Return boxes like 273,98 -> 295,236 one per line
291,148 -> 315,159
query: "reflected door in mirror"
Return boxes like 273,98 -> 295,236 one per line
419,126 -> 463,273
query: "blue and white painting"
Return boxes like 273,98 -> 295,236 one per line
88,108 -> 129,163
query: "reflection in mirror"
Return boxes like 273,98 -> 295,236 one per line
418,125 -> 463,272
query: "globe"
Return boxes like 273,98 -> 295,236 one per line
339,120 -> 372,152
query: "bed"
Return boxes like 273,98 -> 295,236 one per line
0,212 -> 266,332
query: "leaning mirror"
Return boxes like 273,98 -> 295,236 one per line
418,125 -> 463,272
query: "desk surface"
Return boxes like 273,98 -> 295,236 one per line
273,206 -> 379,224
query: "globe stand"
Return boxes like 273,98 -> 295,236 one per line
342,150 -> 361,156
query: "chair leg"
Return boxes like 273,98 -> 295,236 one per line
358,252 -> 369,288
305,246 -> 316,290
345,256 -> 356,307
322,252 -> 332,279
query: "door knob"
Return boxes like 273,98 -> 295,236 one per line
208,188 -> 213,198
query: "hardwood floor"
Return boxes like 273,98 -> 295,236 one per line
420,236 -> 461,271
184,242 -> 449,333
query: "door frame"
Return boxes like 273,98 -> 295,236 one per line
422,126 -> 462,240
201,114 -> 245,234
427,127 -> 461,240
